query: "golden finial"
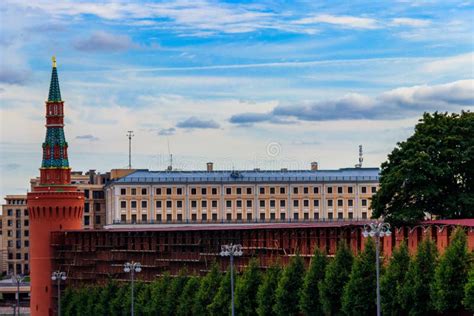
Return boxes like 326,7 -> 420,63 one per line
52,56 -> 57,68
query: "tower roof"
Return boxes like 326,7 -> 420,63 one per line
48,56 -> 62,102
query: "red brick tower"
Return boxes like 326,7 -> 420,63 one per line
27,57 -> 84,316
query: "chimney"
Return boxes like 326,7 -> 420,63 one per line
311,162 -> 318,171
207,162 -> 214,172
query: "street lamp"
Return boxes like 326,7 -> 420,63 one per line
11,274 -> 25,316
362,222 -> 391,316
124,261 -> 142,316
51,271 -> 67,316
220,244 -> 243,316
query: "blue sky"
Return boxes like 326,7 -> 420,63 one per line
0,0 -> 473,199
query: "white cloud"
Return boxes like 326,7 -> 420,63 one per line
295,14 -> 379,29
391,18 -> 431,27
74,31 -> 135,52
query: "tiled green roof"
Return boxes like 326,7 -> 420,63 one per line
48,66 -> 62,102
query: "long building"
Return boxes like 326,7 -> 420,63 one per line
106,166 -> 379,225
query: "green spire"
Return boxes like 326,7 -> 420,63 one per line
48,56 -> 62,102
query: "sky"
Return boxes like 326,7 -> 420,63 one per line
0,0 -> 473,199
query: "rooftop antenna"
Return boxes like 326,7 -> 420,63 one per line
355,145 -> 363,168
167,138 -> 173,171
126,131 -> 134,169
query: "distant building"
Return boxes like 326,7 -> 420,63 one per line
1,195 -> 29,275
105,165 -> 379,225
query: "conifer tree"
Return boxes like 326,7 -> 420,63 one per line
463,267 -> 474,312
256,262 -> 282,316
109,283 -> 129,315
273,254 -> 305,316
400,238 -> 438,316
194,262 -> 222,315
136,281 -> 152,316
319,241 -> 353,316
299,247 -> 327,316
342,238 -> 377,316
163,271 -> 189,315
208,269 -> 231,316
235,258 -> 262,315
432,228 -> 469,312
149,273 -> 171,315
380,242 -> 410,315
177,277 -> 201,316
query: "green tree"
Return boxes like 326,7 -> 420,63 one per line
136,281 -> 152,316
400,239 -> 438,316
319,241 -> 353,316
299,248 -> 327,316
342,238 -> 377,316
431,228 -> 469,312
463,267 -> 474,312
194,262 -> 222,315
380,242 -> 410,315
149,274 -> 171,315
163,271 -> 189,315
177,277 -> 201,316
62,287 -> 75,316
256,262 -> 282,316
235,258 -> 262,315
372,111 -> 474,225
208,269 -> 231,316
273,254 -> 305,316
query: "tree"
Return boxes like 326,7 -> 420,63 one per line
256,262 -> 282,316
135,281 -> 152,316
400,238 -> 438,316
299,248 -> 327,316
149,273 -> 171,315
177,277 -> 201,316
380,242 -> 410,315
194,262 -> 222,315
319,241 -> 353,316
273,254 -> 305,316
163,271 -> 189,315
431,228 -> 469,312
235,258 -> 262,315
208,269 -> 231,316
342,238 -> 377,316
372,111 -> 474,225
464,267 -> 474,312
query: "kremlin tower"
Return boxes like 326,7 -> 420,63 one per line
27,57 -> 84,316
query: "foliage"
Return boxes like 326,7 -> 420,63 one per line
380,242 -> 410,315
163,271 -> 189,315
372,111 -> 474,225
432,228 -> 469,312
256,262 -> 282,316
208,268 -> 231,316
234,258 -> 262,315
149,273 -> 171,315
299,247 -> 327,316
463,267 -> 474,312
194,262 -> 222,315
342,238 -> 377,316
273,254 -> 305,316
400,238 -> 438,316
177,277 -> 201,316
319,241 -> 353,316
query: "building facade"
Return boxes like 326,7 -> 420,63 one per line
106,167 -> 379,225
1,195 -> 30,275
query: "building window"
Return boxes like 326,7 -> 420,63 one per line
121,201 -> 126,209
177,201 -> 183,208
24,209 -> 29,216
246,200 -> 252,208
24,230 -> 29,237
270,200 -> 275,208
314,212 -> 319,220
280,200 -> 286,208
156,188 -> 162,195
313,187 -> 319,194
260,200 -> 265,208
191,200 -> 197,208
84,203 -> 89,213
191,214 -> 197,221
280,187 -> 285,194
191,188 -> 197,195
7,209 -> 13,216
338,212 -> 343,219
201,188 -> 207,195
167,188 -> 172,195
260,213 -> 265,220
303,187 -> 309,194
84,216 -> 90,225
177,188 -> 183,195
202,214 -> 207,221
327,200 -> 333,207
337,199 -> 343,207
167,201 -> 172,208
177,214 -> 183,221
202,200 -> 208,208
348,186 -> 353,194
328,212 -> 333,220
348,199 -> 353,207
293,187 -> 298,194
121,214 -> 126,222
142,214 -> 147,222
314,200 -> 319,207
280,213 -> 286,220
166,214 -> 172,222
95,216 -> 101,224
227,213 -> 232,221
131,188 -> 136,195
212,200 -> 218,208
270,187 -> 275,194
361,199 -> 368,207
212,188 -> 218,195
293,213 -> 299,220
156,214 -> 162,222
226,188 -> 232,195
303,200 -> 309,207
293,200 -> 299,207
348,212 -> 353,219
361,186 -> 367,194
212,213 -> 218,221
246,188 -> 252,195
260,187 -> 265,194
371,186 -> 377,193
327,187 -> 333,194
141,188 -> 147,195
304,213 -> 309,220
237,188 -> 242,195
84,189 -> 90,198
270,212 -> 276,220
131,201 -> 137,209
226,200 -> 232,208
237,200 -> 242,208
141,201 -> 147,208
247,213 -> 252,221
156,201 -> 162,208
362,212 -> 367,219
120,188 -> 126,195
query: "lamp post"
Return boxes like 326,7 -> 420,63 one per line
362,222 -> 391,316
220,243 -> 243,316
51,271 -> 67,316
11,274 -> 25,316
124,261 -> 142,316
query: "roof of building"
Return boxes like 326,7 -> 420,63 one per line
111,167 -> 380,185
48,58 -> 61,102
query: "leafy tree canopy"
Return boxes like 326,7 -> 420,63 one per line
372,111 -> 474,225
273,254 -> 305,316
299,247 -> 327,316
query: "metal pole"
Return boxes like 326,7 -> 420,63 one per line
127,131 -> 134,169
17,278 -> 20,316
131,268 -> 135,316
58,279 -> 61,316
376,236 -> 381,316
230,254 -> 235,316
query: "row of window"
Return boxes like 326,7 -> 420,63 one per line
120,198 -> 370,209
120,211 -> 369,223
5,209 -> 29,217
7,252 -> 29,260
6,219 -> 29,227
6,240 -> 29,248
83,215 -> 102,226
6,199 -> 26,205
6,230 -> 29,237
120,186 -> 377,196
